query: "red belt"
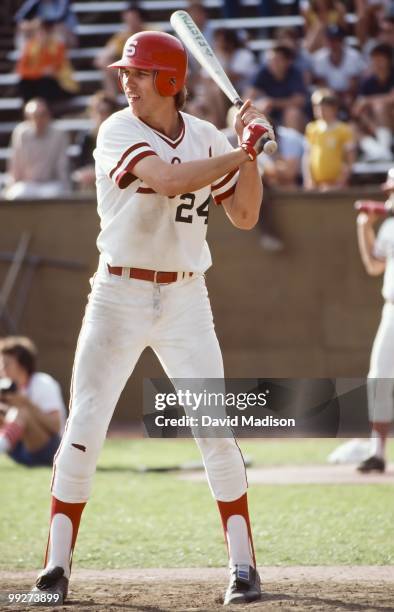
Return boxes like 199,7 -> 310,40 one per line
107,264 -> 193,284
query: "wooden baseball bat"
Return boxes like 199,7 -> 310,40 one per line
170,10 -> 278,156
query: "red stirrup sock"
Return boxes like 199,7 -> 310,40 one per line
217,493 -> 256,568
44,496 -> 86,578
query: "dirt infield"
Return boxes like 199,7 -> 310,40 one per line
180,464 -> 394,485
1,567 -> 393,611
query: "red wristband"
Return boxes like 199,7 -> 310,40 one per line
240,143 -> 257,161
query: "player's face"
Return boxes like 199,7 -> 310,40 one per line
120,68 -> 162,118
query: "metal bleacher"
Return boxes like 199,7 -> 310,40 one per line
0,0 -> 391,179
0,0 -> 309,169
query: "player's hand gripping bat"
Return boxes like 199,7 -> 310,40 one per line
354,199 -> 394,217
170,10 -> 278,157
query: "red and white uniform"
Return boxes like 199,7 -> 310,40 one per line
94,109 -> 238,271
52,108 -> 247,512
367,218 -> 394,423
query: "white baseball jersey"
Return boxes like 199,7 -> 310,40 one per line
368,217 -> 394,422
93,109 -> 239,272
374,218 -> 394,301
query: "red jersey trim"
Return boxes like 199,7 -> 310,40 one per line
139,114 -> 186,149
125,150 -> 157,173
212,168 -> 238,191
117,171 -> 138,189
136,186 -> 156,194
109,142 -> 153,179
116,151 -> 157,189
214,183 -> 237,205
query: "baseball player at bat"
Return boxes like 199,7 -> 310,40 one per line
32,31 -> 274,605
356,167 -> 394,473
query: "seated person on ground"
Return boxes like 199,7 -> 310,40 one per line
0,337 -> 66,467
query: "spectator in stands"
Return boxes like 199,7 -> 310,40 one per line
311,25 -> 365,111
360,14 -> 394,57
304,89 -> 355,190
259,122 -> 305,189
301,0 -> 347,52
15,0 -> 78,48
15,17 -> 41,53
376,14 -> 394,48
353,43 -> 393,162
273,27 -> 313,84
0,337 -> 66,467
189,28 -> 256,128
188,1 -> 214,45
222,0 -> 285,18
95,2 -> 145,99
354,0 -> 390,49
222,0 -> 241,18
246,45 -> 308,133
257,120 -> 305,251
213,28 -> 257,94
4,98 -> 70,200
16,19 -> 79,106
184,2 -> 214,99
72,92 -> 118,191
224,107 -> 286,252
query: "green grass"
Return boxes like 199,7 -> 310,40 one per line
1,439 -> 393,570
100,438 -> 359,469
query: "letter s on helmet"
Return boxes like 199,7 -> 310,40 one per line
107,31 -> 188,97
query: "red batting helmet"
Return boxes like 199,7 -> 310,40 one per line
108,31 -> 188,97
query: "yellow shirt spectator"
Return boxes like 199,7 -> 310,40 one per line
305,120 -> 353,184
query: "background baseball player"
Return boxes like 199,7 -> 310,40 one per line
32,31 -> 274,606
356,167 -> 394,473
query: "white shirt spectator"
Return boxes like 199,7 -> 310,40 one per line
201,48 -> 256,93
312,46 -> 366,92
277,126 -> 305,159
4,120 -> 70,200
228,48 -> 257,92
258,126 -> 305,175
22,372 -> 67,434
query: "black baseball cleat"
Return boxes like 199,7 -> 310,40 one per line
357,455 -> 386,473
224,564 -> 262,606
32,566 -> 69,604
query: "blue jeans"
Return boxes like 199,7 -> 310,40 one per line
8,434 -> 61,467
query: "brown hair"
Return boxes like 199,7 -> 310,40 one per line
0,336 -> 37,376
175,86 -> 187,111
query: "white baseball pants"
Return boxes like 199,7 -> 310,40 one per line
367,302 -> 394,423
52,261 -> 247,503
